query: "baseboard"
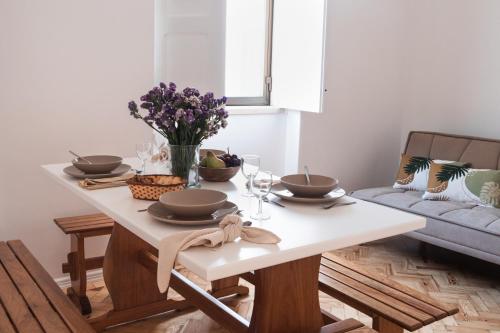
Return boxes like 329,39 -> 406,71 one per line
54,269 -> 104,289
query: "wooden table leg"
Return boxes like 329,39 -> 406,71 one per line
103,224 -> 167,310
138,250 -> 334,333
91,224 -> 250,332
87,224 -> 186,331
249,255 -> 324,333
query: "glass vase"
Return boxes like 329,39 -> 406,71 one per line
168,144 -> 200,187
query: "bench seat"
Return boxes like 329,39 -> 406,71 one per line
319,253 -> 459,332
0,240 -> 95,333
54,213 -> 114,235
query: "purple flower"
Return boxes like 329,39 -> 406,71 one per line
216,108 -> 227,117
175,108 -> 185,121
185,110 -> 195,124
128,101 -> 137,111
127,82 -> 228,145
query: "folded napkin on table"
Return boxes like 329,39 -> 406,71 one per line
157,214 -> 281,293
79,173 -> 135,190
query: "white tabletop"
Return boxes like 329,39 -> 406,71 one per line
42,159 -> 426,281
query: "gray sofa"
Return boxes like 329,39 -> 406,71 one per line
351,131 -> 500,265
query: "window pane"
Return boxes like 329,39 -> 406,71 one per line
225,0 -> 267,98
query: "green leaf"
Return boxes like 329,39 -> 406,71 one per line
403,156 -> 432,175
436,163 -> 471,182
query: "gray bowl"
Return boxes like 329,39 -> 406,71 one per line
72,155 -> 123,174
280,174 -> 338,198
159,189 -> 227,218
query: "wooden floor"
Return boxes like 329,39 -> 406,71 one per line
84,236 -> 500,332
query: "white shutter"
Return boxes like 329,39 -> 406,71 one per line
271,0 -> 327,112
154,0 -> 225,95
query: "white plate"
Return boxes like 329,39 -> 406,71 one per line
63,164 -> 131,179
148,201 -> 238,225
271,184 -> 346,203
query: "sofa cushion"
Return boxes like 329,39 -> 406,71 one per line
423,162 -> 500,208
351,187 -> 500,237
393,154 -> 433,191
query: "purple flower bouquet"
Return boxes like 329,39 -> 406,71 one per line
128,82 -> 228,185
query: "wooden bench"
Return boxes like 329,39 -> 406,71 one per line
0,240 -> 95,333
319,253 -> 459,333
54,213 -> 114,314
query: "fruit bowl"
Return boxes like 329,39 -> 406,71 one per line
199,166 -> 240,182
199,148 -> 241,182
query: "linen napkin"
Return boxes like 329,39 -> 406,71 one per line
79,173 -> 135,190
157,214 -> 281,293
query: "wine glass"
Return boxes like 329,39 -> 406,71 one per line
250,171 -> 273,221
149,141 -> 162,173
136,143 -> 152,174
241,154 -> 260,197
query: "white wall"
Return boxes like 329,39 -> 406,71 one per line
299,0 -> 500,192
0,0 -> 154,277
401,0 -> 500,142
299,0 -> 408,191
204,112 -> 288,175
0,0 -> 290,279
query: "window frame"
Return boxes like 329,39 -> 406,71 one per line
226,0 -> 274,106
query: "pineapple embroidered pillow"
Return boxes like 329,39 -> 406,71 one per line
393,154 -> 432,191
423,162 -> 500,208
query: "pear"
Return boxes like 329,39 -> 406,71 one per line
205,151 -> 226,169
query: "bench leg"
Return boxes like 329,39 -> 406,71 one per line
373,316 -> 404,333
66,234 -> 92,315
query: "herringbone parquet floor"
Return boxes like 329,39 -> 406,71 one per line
85,236 -> 500,332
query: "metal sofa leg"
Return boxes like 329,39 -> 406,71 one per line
419,241 -> 429,263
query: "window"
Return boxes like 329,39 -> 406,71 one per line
155,0 -> 327,112
225,0 -> 273,106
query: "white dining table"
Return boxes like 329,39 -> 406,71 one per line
42,159 -> 426,333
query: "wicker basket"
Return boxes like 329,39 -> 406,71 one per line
126,175 -> 186,200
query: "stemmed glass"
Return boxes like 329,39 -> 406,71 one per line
136,143 -> 152,174
250,171 -> 273,220
241,154 -> 260,197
